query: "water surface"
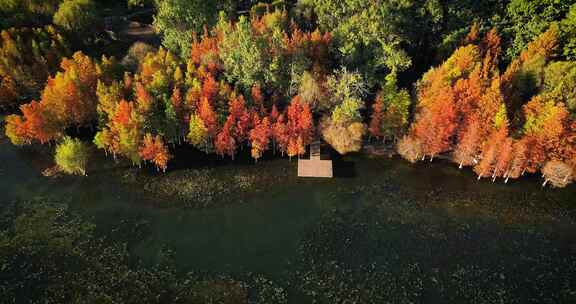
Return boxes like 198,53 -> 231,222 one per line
1,135 -> 575,302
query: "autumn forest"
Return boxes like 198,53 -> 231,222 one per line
0,0 -> 574,188
2,1 -> 576,303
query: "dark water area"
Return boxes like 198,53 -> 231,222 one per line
1,131 -> 576,302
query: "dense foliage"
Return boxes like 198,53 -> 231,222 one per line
401,26 -> 575,187
55,136 -> 89,175
53,0 -> 98,33
0,0 -> 61,28
152,0 -> 224,57
1,1 -> 575,188
1,2 -> 576,303
0,26 -> 70,109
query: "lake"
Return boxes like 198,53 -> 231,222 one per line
1,133 -> 575,303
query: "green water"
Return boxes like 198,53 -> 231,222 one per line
0,137 -> 343,276
2,134 -> 576,302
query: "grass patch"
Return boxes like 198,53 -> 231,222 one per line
121,159 -> 295,208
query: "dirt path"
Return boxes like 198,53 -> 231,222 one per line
104,9 -> 160,45
118,21 -> 159,44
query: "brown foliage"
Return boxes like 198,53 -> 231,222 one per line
397,136 -> 423,163
542,161 -> 574,188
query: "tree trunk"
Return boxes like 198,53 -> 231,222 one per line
478,170 -> 485,180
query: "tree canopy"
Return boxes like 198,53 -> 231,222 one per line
2,1 -> 575,187
53,0 -> 98,33
153,0 -> 224,57
55,136 -> 89,175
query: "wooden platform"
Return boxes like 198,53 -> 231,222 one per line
298,159 -> 333,177
297,140 -> 333,178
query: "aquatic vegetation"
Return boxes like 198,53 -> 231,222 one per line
1,1 -> 576,303
288,179 -> 576,303
125,160 -> 294,208
0,199 -> 288,303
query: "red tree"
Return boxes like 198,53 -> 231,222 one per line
369,101 -> 383,139
298,103 -> 314,144
228,94 -> 251,145
285,97 -> 314,153
272,114 -> 289,155
21,101 -> 58,144
249,115 -> 271,161
139,133 -> 172,172
201,74 -> 219,102
507,139 -> 529,182
113,99 -> 135,127
270,104 -> 280,123
479,28 -> 502,79
453,115 -> 481,168
198,97 -> 218,137
135,81 -> 153,113
474,125 -> 508,179
493,136 -> 513,181
5,101 -> 58,145
522,96 -> 569,171
413,88 -> 458,160
170,87 -> 185,121
251,85 -> 265,114
287,137 -> 299,159
215,116 -> 237,159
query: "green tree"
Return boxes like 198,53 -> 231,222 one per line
153,0 -> 223,57
504,0 -> 575,60
331,97 -> 363,125
53,0 -> 98,33
322,68 -> 367,154
323,67 -> 366,112
0,0 -> 61,28
0,26 -> 70,109
54,136 -> 89,175
502,25 -> 559,115
543,61 -> 576,114
306,0 -> 411,84
296,71 -> 324,110
561,4 -> 576,60
371,72 -> 411,141
187,113 -> 208,148
218,14 -> 267,89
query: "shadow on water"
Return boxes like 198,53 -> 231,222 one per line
2,130 -> 576,303
333,159 -> 357,178
166,144 -> 287,172
329,145 -> 358,178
